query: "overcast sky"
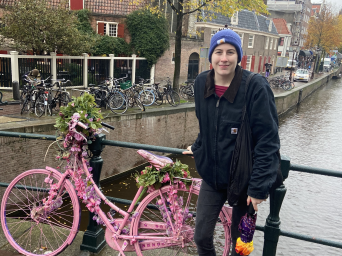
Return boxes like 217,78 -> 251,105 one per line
314,0 -> 342,12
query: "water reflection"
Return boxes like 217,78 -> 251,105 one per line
98,78 -> 342,255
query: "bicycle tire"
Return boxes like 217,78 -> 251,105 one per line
154,93 -> 163,106
139,90 -> 155,106
20,98 -> 29,114
34,93 -> 46,117
107,91 -> 127,115
179,86 -> 188,100
282,81 -> 292,91
59,92 -> 71,108
166,90 -> 180,107
135,97 -> 145,111
132,184 -> 231,256
0,169 -> 80,256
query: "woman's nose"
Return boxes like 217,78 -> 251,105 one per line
220,54 -> 228,61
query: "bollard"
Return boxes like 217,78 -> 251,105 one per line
80,133 -> 107,253
12,81 -> 20,100
262,156 -> 290,256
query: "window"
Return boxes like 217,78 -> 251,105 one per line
98,21 -> 118,37
237,32 -> 244,46
270,38 -> 273,50
231,12 -> 238,25
268,20 -> 273,32
274,38 -> 277,50
248,35 -> 254,48
171,52 -> 175,64
211,30 -> 217,38
279,37 -> 284,46
246,55 -> 252,71
265,37 -> 269,49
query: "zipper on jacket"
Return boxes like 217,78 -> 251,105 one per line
214,97 -> 221,189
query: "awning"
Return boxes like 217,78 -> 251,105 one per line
299,50 -> 312,57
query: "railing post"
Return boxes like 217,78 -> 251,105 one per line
262,155 -> 290,256
80,133 -> 106,253
10,51 -> 19,85
83,53 -> 88,88
50,52 -> 57,81
132,54 -> 136,84
109,54 -> 114,85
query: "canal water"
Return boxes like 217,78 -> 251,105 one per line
87,78 -> 342,255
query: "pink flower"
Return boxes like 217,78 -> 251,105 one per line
162,173 -> 170,183
147,186 -> 155,193
71,102 -> 75,107
56,156 -> 61,160
85,114 -> 88,117
183,170 -> 188,178
89,118 -> 93,122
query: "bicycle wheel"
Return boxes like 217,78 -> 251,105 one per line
20,98 -> 30,114
178,87 -> 188,100
132,184 -> 231,256
59,92 -> 71,107
282,81 -> 292,91
139,90 -> 155,106
166,90 -> 180,107
1,169 -> 80,256
34,94 -> 46,117
135,97 -> 145,111
154,93 -> 163,106
107,91 -> 127,115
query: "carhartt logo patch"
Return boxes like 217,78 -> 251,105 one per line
231,128 -> 238,134
217,38 -> 225,45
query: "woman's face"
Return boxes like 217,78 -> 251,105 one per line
211,43 -> 238,78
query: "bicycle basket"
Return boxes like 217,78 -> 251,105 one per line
120,81 -> 132,90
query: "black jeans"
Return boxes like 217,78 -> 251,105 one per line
194,181 -> 248,256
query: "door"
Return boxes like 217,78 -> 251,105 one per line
187,53 -> 199,81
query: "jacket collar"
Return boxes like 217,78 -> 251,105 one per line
204,65 -> 243,103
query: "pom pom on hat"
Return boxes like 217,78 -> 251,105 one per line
208,28 -> 243,63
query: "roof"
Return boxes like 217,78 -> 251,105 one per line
202,9 -> 278,35
273,18 -> 291,35
0,0 -> 142,16
84,0 -> 143,16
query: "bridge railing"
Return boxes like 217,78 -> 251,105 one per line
0,130 -> 341,255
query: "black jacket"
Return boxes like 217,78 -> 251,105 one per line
191,66 -> 280,199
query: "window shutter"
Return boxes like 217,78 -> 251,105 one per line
250,56 -> 255,72
98,22 -> 104,35
268,56 -> 271,63
258,56 -> 262,73
118,24 -> 125,38
241,56 -> 247,69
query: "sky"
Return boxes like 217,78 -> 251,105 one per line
315,0 -> 342,12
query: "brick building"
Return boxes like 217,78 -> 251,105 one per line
273,18 -> 292,57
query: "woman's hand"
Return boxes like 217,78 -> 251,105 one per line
182,146 -> 193,155
247,196 -> 267,211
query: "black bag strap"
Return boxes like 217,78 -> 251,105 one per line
241,72 -> 257,122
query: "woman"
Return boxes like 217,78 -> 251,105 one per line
183,28 -> 280,255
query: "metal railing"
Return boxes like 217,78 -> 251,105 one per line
0,130 -> 341,255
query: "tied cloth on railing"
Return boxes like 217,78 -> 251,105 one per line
235,203 -> 257,255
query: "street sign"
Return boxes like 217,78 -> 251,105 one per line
200,48 -> 209,58
276,56 -> 288,67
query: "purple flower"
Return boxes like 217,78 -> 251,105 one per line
89,118 -> 93,122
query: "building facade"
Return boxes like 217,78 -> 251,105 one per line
273,18 -> 292,57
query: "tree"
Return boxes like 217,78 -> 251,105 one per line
139,0 -> 268,89
304,3 -> 342,71
0,0 -> 93,55
126,9 -> 169,68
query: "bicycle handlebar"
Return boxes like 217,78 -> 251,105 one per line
101,122 -> 115,130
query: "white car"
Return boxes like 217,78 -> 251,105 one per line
294,69 -> 310,82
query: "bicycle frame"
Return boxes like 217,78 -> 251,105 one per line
48,156 -> 196,255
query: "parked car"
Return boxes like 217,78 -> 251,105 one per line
293,69 -> 310,82
286,60 -> 297,70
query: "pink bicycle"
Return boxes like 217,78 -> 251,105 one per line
1,121 -> 232,256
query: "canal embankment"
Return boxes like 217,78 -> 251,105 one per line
0,67 -> 340,184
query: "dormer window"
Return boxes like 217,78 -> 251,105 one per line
231,12 -> 238,25
268,20 -> 273,32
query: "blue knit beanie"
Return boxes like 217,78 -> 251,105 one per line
208,29 -> 243,63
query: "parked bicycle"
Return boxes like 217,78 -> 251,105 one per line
268,73 -> 294,91
151,78 -> 180,107
34,78 -> 71,117
179,81 -> 194,100
0,107 -> 231,256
